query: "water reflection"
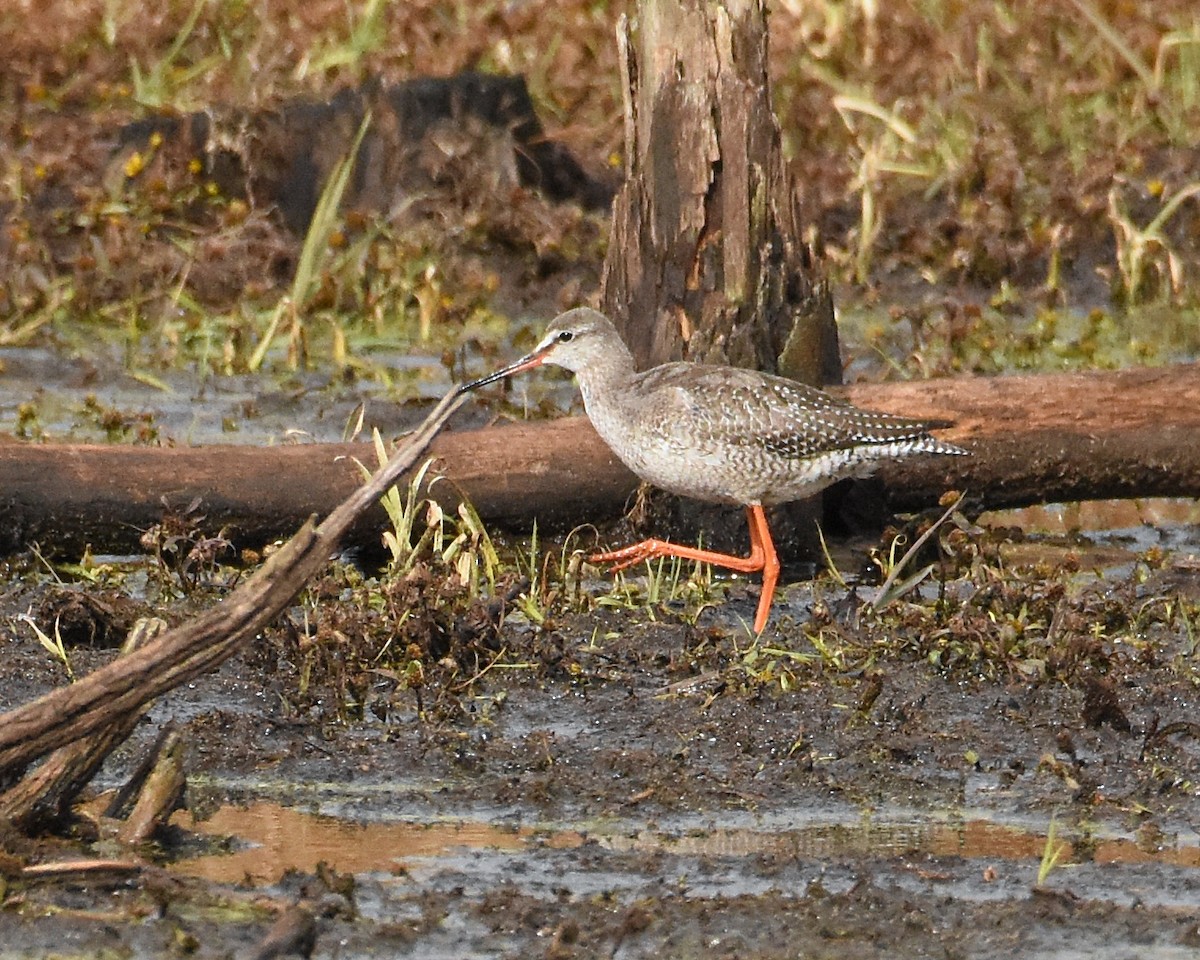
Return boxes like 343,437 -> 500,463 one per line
172,800 -> 1200,885
172,801 -> 526,882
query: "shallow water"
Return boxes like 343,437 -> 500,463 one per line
981,497 -> 1200,582
981,498 -> 1200,549
171,789 -> 1200,911
0,343 -> 452,445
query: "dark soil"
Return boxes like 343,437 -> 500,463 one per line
3,527 -> 1200,958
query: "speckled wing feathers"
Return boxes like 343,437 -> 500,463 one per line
628,363 -> 944,460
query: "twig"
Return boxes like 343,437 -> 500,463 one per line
868,491 -> 965,611
0,389 -> 467,793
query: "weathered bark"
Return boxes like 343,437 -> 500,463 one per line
0,711 -> 144,832
0,416 -> 631,559
846,362 -> 1200,514
0,389 -> 466,793
20,859 -> 144,881
600,0 -> 840,384
115,725 -> 187,846
1,365 -> 1197,561
0,618 -> 166,831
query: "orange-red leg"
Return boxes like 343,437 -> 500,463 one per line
590,504 -> 781,633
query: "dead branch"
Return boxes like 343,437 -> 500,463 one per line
0,618 -> 167,831
0,389 -> 466,793
116,725 -> 186,845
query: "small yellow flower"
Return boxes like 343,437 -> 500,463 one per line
224,198 -> 249,223
149,131 -> 163,149
123,151 -> 145,178
188,157 -> 203,175
1147,178 -> 1165,198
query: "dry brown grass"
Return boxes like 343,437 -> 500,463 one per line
2,0 -> 1199,379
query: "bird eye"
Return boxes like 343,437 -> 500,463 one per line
557,331 -> 574,343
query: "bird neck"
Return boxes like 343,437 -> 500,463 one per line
573,336 -> 637,410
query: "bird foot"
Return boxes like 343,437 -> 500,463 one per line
589,538 -> 768,575
588,538 -> 675,573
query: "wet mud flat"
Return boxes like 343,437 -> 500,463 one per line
3,529 -> 1200,959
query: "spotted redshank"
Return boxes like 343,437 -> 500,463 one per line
460,307 -> 968,632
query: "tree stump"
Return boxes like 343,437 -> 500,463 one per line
600,0 -> 839,383
598,0 -> 841,555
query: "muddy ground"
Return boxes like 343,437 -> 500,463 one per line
2,513 -> 1200,958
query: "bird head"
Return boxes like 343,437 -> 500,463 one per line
458,308 -> 616,392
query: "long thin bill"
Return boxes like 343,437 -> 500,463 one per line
456,351 -> 547,394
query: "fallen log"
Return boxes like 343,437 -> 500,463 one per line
1,363 -> 1198,559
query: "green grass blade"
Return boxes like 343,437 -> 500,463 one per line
248,111 -> 372,371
